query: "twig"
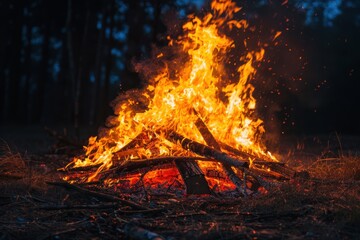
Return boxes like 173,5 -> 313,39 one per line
115,208 -> 165,215
39,228 -> 77,240
124,223 -> 166,240
0,173 -> 23,180
38,202 -> 118,210
335,132 -> 344,157
46,180 -> 150,210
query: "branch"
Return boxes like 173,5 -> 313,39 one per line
193,111 -> 250,195
46,181 -> 149,210
164,131 -> 249,168
124,223 -> 166,240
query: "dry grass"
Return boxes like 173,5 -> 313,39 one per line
0,142 -> 55,194
0,142 -> 26,177
306,155 -> 360,181
0,139 -> 359,239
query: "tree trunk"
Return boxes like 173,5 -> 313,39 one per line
7,1 -> 24,123
101,0 -> 116,123
23,21 -> 33,124
35,22 -> 50,123
74,6 -> 91,138
66,0 -> 76,124
92,7 -> 106,126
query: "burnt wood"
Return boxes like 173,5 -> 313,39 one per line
165,131 -> 249,168
174,160 -> 211,195
194,112 -> 253,194
219,141 -> 296,178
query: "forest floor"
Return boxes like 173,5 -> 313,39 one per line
0,126 -> 359,240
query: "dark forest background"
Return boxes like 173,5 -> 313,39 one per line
1,0 -> 359,138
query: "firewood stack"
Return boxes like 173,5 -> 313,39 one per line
65,114 -> 298,197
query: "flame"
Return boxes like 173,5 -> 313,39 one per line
69,0 -> 277,183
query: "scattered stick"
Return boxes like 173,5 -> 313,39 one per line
116,208 -> 165,215
0,173 -> 23,180
46,181 -> 150,210
124,223 -> 166,240
38,202 -> 118,210
39,228 -> 78,240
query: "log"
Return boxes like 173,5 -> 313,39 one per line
164,131 -> 249,168
119,131 -> 152,151
193,109 -> 221,150
193,111 -> 250,194
112,147 -> 144,161
110,131 -> 154,162
174,160 -> 211,195
108,156 -> 210,173
162,112 -> 211,195
251,161 -> 295,179
63,132 -> 150,171
219,141 -> 296,178
98,157 -> 219,183
111,131 -> 211,195
219,141 -> 264,161
107,132 -> 211,195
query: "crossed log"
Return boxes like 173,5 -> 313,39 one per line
67,114 -> 298,195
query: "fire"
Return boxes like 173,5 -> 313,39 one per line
68,0 -> 277,184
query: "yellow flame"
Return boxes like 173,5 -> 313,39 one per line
69,0 -> 277,182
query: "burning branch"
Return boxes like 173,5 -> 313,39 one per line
193,109 -> 253,194
164,131 -> 249,168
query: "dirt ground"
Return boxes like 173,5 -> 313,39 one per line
0,126 -> 359,239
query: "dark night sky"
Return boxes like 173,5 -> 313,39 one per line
0,0 -> 359,136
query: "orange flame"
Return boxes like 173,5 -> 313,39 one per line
69,0 -> 277,182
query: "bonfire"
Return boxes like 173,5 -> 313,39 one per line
64,0 -> 297,195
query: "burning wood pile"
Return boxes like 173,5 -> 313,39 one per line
64,0 -> 298,196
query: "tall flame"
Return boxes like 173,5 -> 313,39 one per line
69,0 -> 276,182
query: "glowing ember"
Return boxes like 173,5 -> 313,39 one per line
66,0 -> 278,187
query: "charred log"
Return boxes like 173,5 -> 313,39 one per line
193,112 -> 257,194
174,160 -> 211,195
219,141 -> 296,178
164,131 -> 249,168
